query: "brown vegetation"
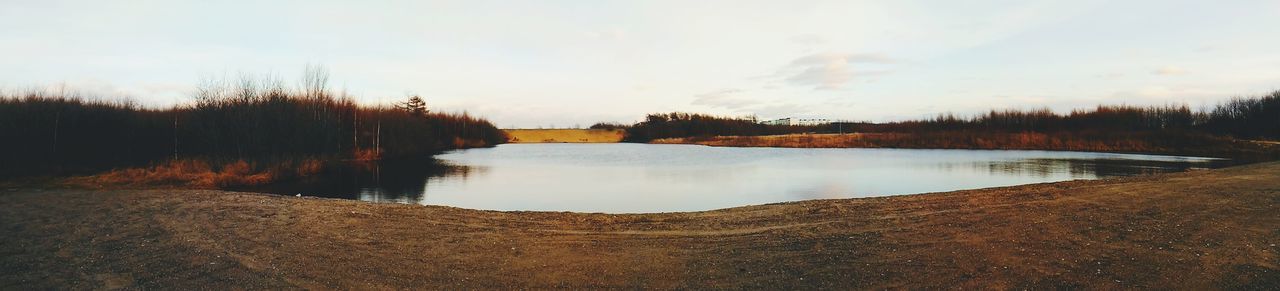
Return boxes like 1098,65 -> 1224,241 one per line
626,91 -> 1280,158
3,162 -> 1278,289
655,131 -> 1280,159
811,91 -> 1278,139
64,159 -> 335,189
0,67 -> 506,179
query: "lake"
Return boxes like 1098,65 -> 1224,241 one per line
250,143 -> 1226,213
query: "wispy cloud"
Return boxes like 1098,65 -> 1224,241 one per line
751,103 -> 811,118
1094,72 -> 1125,79
584,28 -> 627,41
788,34 -> 827,46
774,52 -> 895,90
788,53 -> 894,66
1109,86 -> 1223,102
691,89 -> 756,110
1152,66 -> 1188,75
689,88 -> 812,118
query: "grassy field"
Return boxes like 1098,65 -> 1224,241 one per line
2,162 -> 1278,289
504,129 -> 625,143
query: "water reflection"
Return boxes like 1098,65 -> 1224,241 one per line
250,144 -> 1228,213
241,160 -> 480,203
967,157 -> 1227,179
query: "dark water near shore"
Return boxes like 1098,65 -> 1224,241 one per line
248,144 -> 1227,213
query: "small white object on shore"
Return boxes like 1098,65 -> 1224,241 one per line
296,193 -> 302,197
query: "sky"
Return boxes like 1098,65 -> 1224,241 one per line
3,0 -> 1279,128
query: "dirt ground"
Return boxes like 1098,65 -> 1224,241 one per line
2,163 -> 1278,289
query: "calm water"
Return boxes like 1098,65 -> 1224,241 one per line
252,143 -> 1226,213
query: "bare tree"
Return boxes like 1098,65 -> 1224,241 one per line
301,64 -> 330,99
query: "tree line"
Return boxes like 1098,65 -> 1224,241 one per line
611,90 -> 1278,142
0,69 -> 505,178
824,91 -> 1278,140
610,112 -> 817,142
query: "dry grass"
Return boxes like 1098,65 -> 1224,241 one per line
66,159 -> 333,188
505,129 -> 625,143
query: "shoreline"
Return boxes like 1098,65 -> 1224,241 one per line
3,162 -> 1278,288
650,132 -> 1280,160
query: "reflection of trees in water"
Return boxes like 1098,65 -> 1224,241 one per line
980,159 -> 1074,178
971,158 -> 1217,179
241,159 -> 481,204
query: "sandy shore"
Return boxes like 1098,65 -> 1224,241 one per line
2,162 -> 1278,289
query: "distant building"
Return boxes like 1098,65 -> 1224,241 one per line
761,118 -> 792,126
761,117 -> 831,126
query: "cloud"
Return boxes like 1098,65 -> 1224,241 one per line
788,52 -> 893,66
584,28 -> 626,41
752,103 -> 811,118
691,89 -> 758,110
1109,86 -> 1223,102
788,34 -> 827,46
1094,72 -> 1125,79
1152,66 -> 1188,75
775,52 -> 894,90
689,89 -> 812,118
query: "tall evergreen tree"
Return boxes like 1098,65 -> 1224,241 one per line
398,95 -> 428,117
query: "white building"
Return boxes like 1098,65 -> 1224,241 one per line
761,118 -> 792,126
761,117 -> 831,126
